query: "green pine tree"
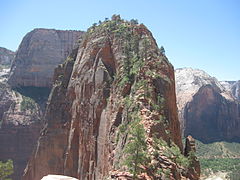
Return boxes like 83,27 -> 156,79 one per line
124,121 -> 148,178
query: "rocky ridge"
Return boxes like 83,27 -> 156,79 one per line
23,17 -> 199,180
175,67 -> 240,143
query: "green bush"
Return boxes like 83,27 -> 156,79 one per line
0,159 -> 14,180
20,96 -> 36,112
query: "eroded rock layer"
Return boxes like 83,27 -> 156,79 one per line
23,18 -> 199,180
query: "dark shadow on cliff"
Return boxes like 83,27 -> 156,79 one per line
13,86 -> 51,110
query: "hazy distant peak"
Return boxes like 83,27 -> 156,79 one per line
175,67 -> 226,94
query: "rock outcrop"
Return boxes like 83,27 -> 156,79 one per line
184,136 -> 201,180
23,17 -> 199,180
0,47 -> 15,66
8,28 -> 84,88
175,68 -> 240,143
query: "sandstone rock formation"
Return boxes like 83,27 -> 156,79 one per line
175,68 -> 240,143
8,28 -> 84,88
0,82 -> 43,179
23,17 -> 199,180
0,29 -> 84,180
0,47 -> 15,66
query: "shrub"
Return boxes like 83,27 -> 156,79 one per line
0,159 -> 14,180
20,96 -> 36,112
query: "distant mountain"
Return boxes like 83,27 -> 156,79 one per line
0,47 -> 15,67
220,80 -> 240,101
175,67 -> 240,143
8,28 -> 84,88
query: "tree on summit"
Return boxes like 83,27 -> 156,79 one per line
160,46 -> 165,55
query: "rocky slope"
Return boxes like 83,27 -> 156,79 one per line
0,47 -> 15,66
23,17 -> 199,180
8,28 -> 84,88
175,68 -> 240,143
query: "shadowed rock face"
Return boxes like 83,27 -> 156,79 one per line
0,83 -> 43,179
8,28 -> 84,88
175,68 -> 240,143
0,47 -> 15,66
23,19 -> 199,180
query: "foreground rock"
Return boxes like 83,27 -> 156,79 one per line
23,17 -> 199,180
8,28 -> 84,88
175,68 -> 240,143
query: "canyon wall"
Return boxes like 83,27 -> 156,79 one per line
175,68 -> 240,143
0,29 -> 84,179
8,28 -> 84,88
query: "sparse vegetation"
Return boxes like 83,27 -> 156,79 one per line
194,139 -> 240,178
200,158 -> 240,174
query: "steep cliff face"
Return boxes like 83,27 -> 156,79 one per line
0,47 -> 15,66
8,28 -> 84,88
23,18 -> 199,180
0,83 -> 43,179
0,28 -> 84,180
175,68 -> 240,143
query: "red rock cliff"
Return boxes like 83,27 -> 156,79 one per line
23,18 -> 199,180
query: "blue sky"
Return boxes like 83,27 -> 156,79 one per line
1,0 -> 239,80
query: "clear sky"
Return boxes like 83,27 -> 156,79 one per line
1,0 -> 239,81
